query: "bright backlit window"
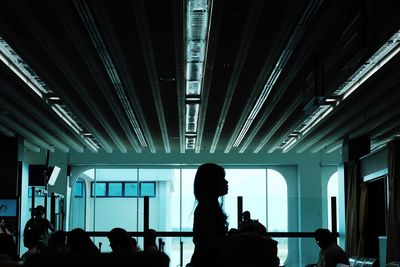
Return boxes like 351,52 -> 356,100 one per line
327,171 -> 338,230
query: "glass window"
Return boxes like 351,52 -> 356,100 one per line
71,167 -> 289,267
125,182 -> 138,197
140,182 -> 156,197
74,181 -> 83,197
108,183 -> 123,197
224,169 -> 266,229
267,169 -> 288,232
327,171 -> 338,230
91,182 -> 107,197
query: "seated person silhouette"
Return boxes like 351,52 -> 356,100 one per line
236,210 -> 279,266
145,229 -> 158,252
238,210 -> 267,236
306,228 -> 349,267
67,228 -> 100,254
0,232 -> 18,261
20,226 -> 43,262
107,227 -> 137,253
223,231 -> 279,267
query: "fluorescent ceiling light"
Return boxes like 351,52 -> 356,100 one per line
51,105 -> 82,134
282,137 -> 297,153
301,106 -> 333,135
185,103 -> 200,133
231,0 -> 323,148
0,37 -> 51,98
280,29 -> 400,152
0,36 -> 99,152
184,0 -> 210,149
185,136 -> 196,149
335,30 -> 400,99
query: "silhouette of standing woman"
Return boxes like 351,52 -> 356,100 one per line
188,163 -> 229,267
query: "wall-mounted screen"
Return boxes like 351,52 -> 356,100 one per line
0,199 -> 17,217
29,165 -> 46,186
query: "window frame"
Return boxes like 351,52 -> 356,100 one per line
90,181 -> 156,198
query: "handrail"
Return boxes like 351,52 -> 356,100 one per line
84,231 -> 339,238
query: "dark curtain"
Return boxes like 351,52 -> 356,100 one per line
357,183 -> 369,256
387,140 -> 400,262
345,160 -> 361,256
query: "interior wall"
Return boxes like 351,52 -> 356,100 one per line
360,148 -> 388,181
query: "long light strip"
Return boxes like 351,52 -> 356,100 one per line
0,36 -> 100,152
0,39 -> 45,98
185,0 -> 210,149
51,105 -> 82,134
282,105 -> 334,152
280,30 -> 400,152
232,0 -> 323,148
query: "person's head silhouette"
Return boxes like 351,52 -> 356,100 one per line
194,163 -> 228,202
242,211 -> 251,221
34,205 -> 45,218
107,227 -> 135,252
314,228 -> 334,249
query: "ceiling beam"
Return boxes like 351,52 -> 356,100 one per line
0,114 -> 54,151
132,0 -> 171,153
24,140 -> 41,153
209,0 -> 264,153
71,0 -> 145,153
172,0 -> 186,153
0,123 -> 14,137
310,97 -> 400,153
4,1 -> 114,153
0,82 -> 85,152
294,62 -> 400,153
0,97 -> 70,152
224,0 -> 326,153
82,0 -> 157,153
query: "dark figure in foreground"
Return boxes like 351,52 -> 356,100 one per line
187,163 -> 229,267
307,228 -> 349,267
48,230 -> 69,253
107,227 -> 137,253
20,226 -> 43,262
145,229 -> 158,252
67,228 -> 100,254
238,210 -> 267,235
234,210 -> 280,266
23,205 -> 55,247
0,233 -> 18,261
223,231 -> 279,267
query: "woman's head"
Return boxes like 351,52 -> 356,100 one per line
194,163 -> 228,201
